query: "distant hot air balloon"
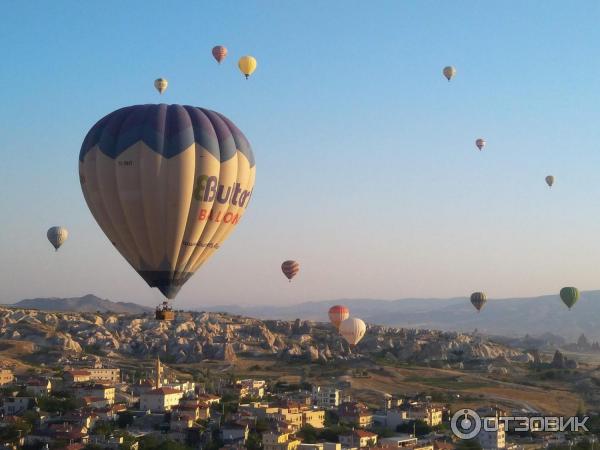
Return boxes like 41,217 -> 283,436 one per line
238,56 -> 257,79
443,66 -> 456,81
328,305 -> 350,329
339,317 -> 367,346
470,292 -> 487,312
212,46 -> 228,64
560,287 -> 579,310
154,78 -> 168,94
545,175 -> 555,188
79,104 -> 256,307
475,138 -> 486,151
47,226 -> 68,251
281,260 -> 299,282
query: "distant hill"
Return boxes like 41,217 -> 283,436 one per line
201,291 -> 600,341
8,294 -> 151,314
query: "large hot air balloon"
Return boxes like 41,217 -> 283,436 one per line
443,66 -> 456,81
545,175 -> 554,188
212,46 -> 228,64
339,318 -> 366,346
238,56 -> 257,79
475,138 -> 486,151
281,260 -> 299,282
560,287 -> 579,310
328,305 -> 350,329
79,104 -> 256,309
154,78 -> 168,94
47,226 -> 68,251
470,292 -> 487,312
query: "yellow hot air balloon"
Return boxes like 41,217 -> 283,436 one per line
154,78 -> 168,94
238,56 -> 257,79
443,66 -> 456,81
339,317 -> 366,346
47,226 -> 68,251
79,104 -> 256,312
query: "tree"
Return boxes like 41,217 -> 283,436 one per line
297,425 -> 318,443
117,411 -> 135,428
396,420 -> 431,437
456,439 -> 482,450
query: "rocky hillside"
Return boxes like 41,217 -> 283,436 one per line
0,306 -> 533,367
7,294 -> 151,314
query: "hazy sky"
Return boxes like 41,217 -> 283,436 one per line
2,1 -> 600,307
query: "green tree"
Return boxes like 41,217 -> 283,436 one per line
456,439 -> 483,450
117,411 -> 135,428
297,425 -> 318,443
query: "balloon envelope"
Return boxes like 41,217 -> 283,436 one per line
339,317 -> 366,346
47,226 -> 68,251
443,66 -> 456,81
281,260 -> 299,281
212,46 -> 228,64
475,138 -> 486,150
560,287 -> 579,309
328,305 -> 350,329
238,56 -> 257,79
154,78 -> 168,94
79,104 -> 256,299
470,292 -> 487,312
545,175 -> 554,187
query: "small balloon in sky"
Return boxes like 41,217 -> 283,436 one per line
154,78 -> 168,94
281,260 -> 299,282
545,175 -> 554,188
238,56 -> 257,79
443,66 -> 456,81
212,46 -> 228,64
475,138 -> 486,151
47,226 -> 68,251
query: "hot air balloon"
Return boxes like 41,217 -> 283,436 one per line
154,78 -> 168,94
79,104 -> 256,319
47,226 -> 68,251
443,66 -> 456,81
339,317 -> 366,346
238,56 -> 257,79
560,287 -> 579,310
475,138 -> 486,151
212,46 -> 228,64
281,260 -> 299,282
470,292 -> 487,312
545,175 -> 554,188
328,305 -> 350,329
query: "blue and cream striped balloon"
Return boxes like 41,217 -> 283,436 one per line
79,104 -> 256,299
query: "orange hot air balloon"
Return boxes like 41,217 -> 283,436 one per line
212,46 -> 228,64
281,260 -> 299,282
328,305 -> 350,329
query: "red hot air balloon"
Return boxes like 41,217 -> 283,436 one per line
212,46 -> 228,64
328,305 -> 350,329
281,260 -> 299,282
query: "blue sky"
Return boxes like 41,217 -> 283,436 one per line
2,1 -> 600,307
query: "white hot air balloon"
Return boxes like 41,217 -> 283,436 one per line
47,226 -> 68,251
475,138 -> 486,151
339,317 -> 366,346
